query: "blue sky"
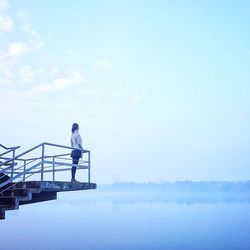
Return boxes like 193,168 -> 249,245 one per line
0,0 -> 249,183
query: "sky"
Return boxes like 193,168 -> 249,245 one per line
0,0 -> 249,184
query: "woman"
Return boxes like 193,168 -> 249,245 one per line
70,123 -> 83,182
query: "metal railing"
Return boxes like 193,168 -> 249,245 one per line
0,142 -> 91,191
0,144 -> 20,176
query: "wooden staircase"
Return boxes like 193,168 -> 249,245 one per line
0,142 -> 96,220
0,180 -> 97,220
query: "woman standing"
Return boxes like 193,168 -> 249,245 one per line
70,123 -> 83,182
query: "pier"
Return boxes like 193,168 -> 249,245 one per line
0,143 -> 96,220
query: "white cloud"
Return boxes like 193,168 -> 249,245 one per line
0,53 -> 15,84
67,68 -> 86,82
131,96 -> 141,102
0,0 -> 81,97
28,69 -> 85,94
7,41 -> 30,56
30,78 -> 70,94
19,65 -> 35,83
0,42 -> 32,85
0,0 -> 9,11
32,83 -> 53,93
0,1 -> 43,86
22,25 -> 43,49
0,15 -> 12,32
53,78 -> 71,89
51,67 -> 60,75
92,61 -> 112,72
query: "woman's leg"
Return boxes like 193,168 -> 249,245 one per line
71,158 -> 79,180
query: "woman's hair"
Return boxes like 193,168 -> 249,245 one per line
72,123 -> 79,133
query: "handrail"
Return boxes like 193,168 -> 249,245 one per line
0,143 -> 43,166
0,142 -> 91,191
0,144 -> 20,150
1,141 -> 90,166
0,144 -> 20,158
44,142 -> 90,153
0,153 -> 71,162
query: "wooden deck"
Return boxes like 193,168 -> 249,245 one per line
0,181 -> 97,220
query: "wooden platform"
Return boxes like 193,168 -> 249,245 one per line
0,181 -> 97,220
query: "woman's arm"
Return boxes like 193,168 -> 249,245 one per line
76,133 -> 83,149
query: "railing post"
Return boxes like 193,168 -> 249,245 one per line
88,151 -> 91,183
52,156 -> 55,181
41,144 -> 45,181
11,149 -> 15,178
23,160 -> 26,182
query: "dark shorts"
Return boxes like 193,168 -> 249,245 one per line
71,149 -> 81,159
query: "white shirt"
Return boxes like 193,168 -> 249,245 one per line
71,131 -> 83,150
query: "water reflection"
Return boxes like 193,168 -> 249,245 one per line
0,187 -> 250,250
58,187 -> 250,205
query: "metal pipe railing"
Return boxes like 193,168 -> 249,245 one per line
0,143 -> 43,166
0,145 -> 20,156
0,145 -> 20,180
0,142 -> 91,191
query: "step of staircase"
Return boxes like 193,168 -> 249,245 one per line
0,204 -> 20,220
0,204 -> 18,211
0,188 -> 33,199
19,191 -> 57,205
0,197 -> 19,207
0,209 -> 5,220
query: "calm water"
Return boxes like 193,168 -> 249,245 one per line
0,189 -> 250,250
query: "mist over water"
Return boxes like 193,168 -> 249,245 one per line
1,184 -> 250,250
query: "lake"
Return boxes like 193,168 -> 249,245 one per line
0,187 -> 250,250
